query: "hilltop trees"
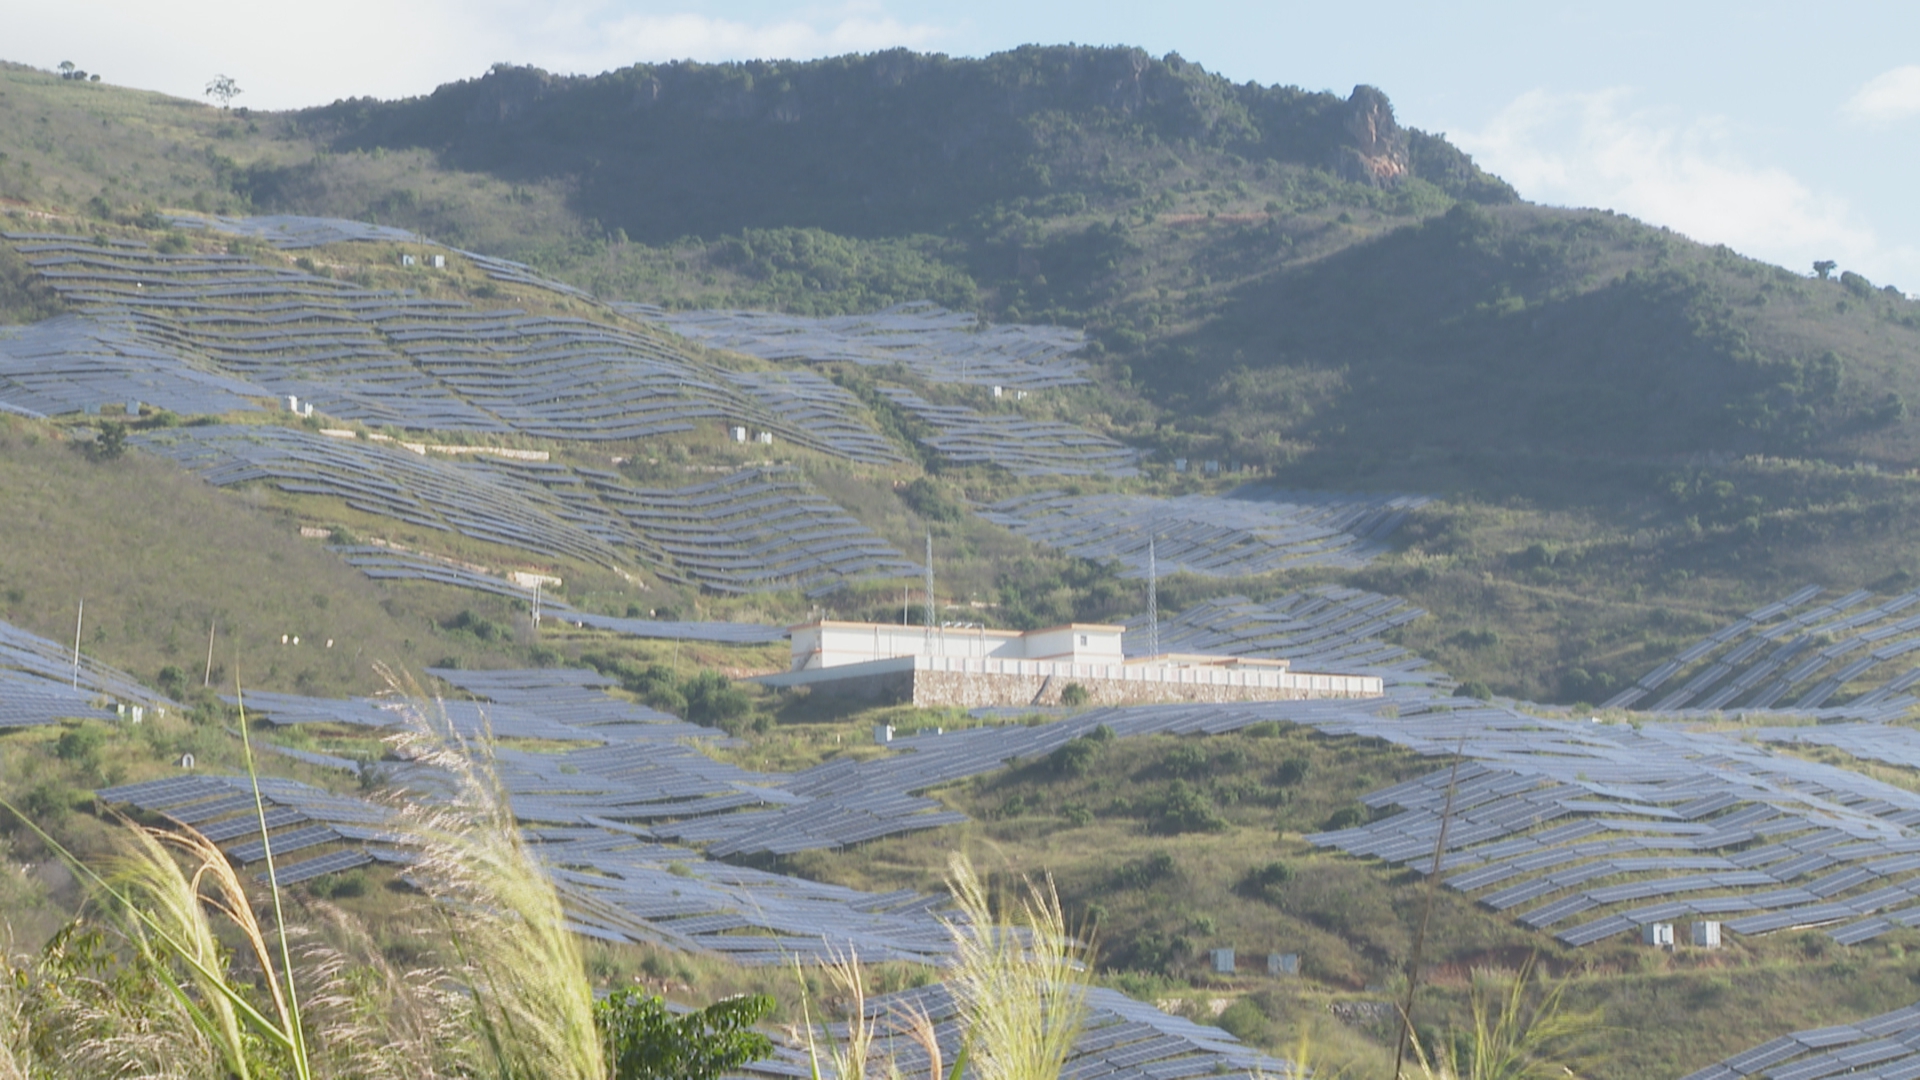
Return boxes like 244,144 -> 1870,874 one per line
205,75 -> 241,109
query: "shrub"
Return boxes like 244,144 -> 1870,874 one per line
1322,804 -> 1367,830
1274,756 -> 1311,786
598,989 -> 773,1080
1048,734 -> 1104,776
1453,680 -> 1494,700
897,476 -> 965,522
442,608 -> 507,642
1059,682 -> 1090,706
1162,743 -> 1210,778
88,421 -> 126,461
1111,850 -> 1178,889
1216,998 -> 1274,1044
54,725 -> 104,767
312,869 -> 367,899
682,670 -> 752,729
1149,780 -> 1228,834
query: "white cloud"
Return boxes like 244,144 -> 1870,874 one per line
1454,88 -> 1920,287
1844,65 -> 1920,124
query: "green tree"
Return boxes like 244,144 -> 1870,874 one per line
597,990 -> 773,1080
681,669 -> 751,728
205,74 -> 241,109
90,422 -> 126,461
1813,259 -> 1837,280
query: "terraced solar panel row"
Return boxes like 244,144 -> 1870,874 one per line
0,670 -> 114,727
0,313 -> 272,419
1294,700 -> 1920,947
741,983 -> 1300,1080
982,488 -> 1427,580
633,301 -> 1090,389
167,214 -> 424,249
1120,587 -> 1442,686
0,616 -> 172,709
3,230 -> 906,467
1680,1001 -> 1920,1080
133,425 -> 916,594
878,387 -> 1140,477
1604,585 -> 1920,717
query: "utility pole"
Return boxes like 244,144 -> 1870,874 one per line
204,620 -> 217,687
1148,536 -> 1159,657
924,532 -> 935,649
71,599 -> 83,689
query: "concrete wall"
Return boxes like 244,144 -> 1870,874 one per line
908,670 -> 1376,709
789,620 -> 1126,670
788,664 -> 918,704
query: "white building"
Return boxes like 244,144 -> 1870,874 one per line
759,619 -> 1380,708
788,620 -> 1129,670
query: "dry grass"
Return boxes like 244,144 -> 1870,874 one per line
381,671 -> 603,1080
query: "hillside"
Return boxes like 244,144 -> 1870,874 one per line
8,46 -> 1920,1080
6,48 -> 1920,704
0,412 -> 566,697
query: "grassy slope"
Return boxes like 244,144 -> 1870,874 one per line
8,55 -> 1920,703
0,412 -> 553,697
752,715 -> 1920,1080
8,56 -> 1920,1074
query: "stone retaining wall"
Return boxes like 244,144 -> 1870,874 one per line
799,667 -> 1379,709
912,670 -> 1377,709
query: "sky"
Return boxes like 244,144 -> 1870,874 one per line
9,1 -> 1918,290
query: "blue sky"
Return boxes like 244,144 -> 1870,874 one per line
12,1 -> 1919,289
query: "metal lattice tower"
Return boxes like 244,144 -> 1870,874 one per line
1148,536 -> 1159,657
924,532 -> 936,646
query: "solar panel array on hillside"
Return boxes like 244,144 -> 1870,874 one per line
1680,1001 -> 1920,1080
982,488 -> 1426,577
744,983 -> 1300,1080
169,214 -> 423,249
726,369 -> 905,465
630,301 -> 1091,389
1122,587 -> 1444,687
1,231 -> 900,465
1299,699 -> 1920,948
877,388 -> 1139,476
0,313 -> 270,419
172,214 -> 598,299
1603,585 -> 1920,717
132,425 -> 917,594
0,617 -> 170,723
333,545 -> 787,643
0,671 -> 113,727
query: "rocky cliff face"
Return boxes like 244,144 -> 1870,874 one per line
1332,85 -> 1409,186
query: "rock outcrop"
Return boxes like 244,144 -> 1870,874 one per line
1332,85 -> 1410,187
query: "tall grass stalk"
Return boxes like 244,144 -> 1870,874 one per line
942,853 -> 1087,1080
0,695 -> 319,1078
0,945 -> 28,1080
796,951 -> 887,1080
1404,955 -> 1603,1080
235,686 -> 312,1079
383,666 -> 603,1080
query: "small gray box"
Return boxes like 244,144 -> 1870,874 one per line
1690,921 -> 1721,948
1210,948 -> 1235,974
1641,922 -> 1675,947
1268,952 -> 1299,976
